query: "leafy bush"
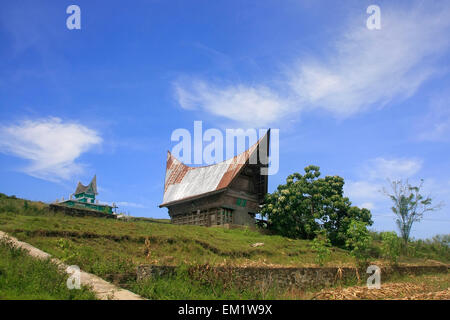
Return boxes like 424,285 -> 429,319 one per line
367,243 -> 382,259
311,229 -> 331,266
380,231 -> 402,265
345,220 -> 372,266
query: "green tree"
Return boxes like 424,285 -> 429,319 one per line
345,220 -> 372,266
383,179 -> 443,246
311,229 -> 332,266
261,165 -> 373,245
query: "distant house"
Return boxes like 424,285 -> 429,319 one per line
159,131 -> 269,227
56,175 -> 115,214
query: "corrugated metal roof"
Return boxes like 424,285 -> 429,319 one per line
160,131 -> 269,207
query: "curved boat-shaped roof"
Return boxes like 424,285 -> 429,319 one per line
74,175 -> 98,195
160,131 -> 269,207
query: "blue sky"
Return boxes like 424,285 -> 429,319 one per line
0,0 -> 449,238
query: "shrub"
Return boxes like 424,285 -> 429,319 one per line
404,234 -> 450,262
380,231 -> 401,265
311,229 -> 331,266
368,244 -> 382,259
345,220 -> 372,267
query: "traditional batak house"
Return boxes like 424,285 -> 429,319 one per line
159,130 -> 270,227
53,175 -> 116,215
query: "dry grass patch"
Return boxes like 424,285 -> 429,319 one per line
311,273 -> 449,300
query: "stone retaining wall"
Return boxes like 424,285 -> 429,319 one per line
136,264 -> 448,289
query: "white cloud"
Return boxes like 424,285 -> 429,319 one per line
360,202 -> 375,210
345,181 -> 382,201
363,157 -> 423,181
344,180 -> 385,210
174,80 -> 290,127
0,117 -> 102,181
115,201 -> 147,208
174,3 -> 450,125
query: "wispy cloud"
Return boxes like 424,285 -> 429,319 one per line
345,180 -> 382,201
174,80 -> 290,127
174,3 -> 450,125
115,201 -> 147,209
0,117 -> 102,181
289,3 -> 450,117
362,157 -> 423,181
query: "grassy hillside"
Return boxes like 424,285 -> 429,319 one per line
0,193 -> 448,300
0,194 -> 355,274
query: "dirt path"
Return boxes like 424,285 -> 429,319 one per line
0,230 -> 145,300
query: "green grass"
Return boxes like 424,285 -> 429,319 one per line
0,215 -> 355,276
0,193 -> 448,300
0,238 -> 96,300
1,194 -> 448,275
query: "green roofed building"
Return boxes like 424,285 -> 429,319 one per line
57,175 -> 116,214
